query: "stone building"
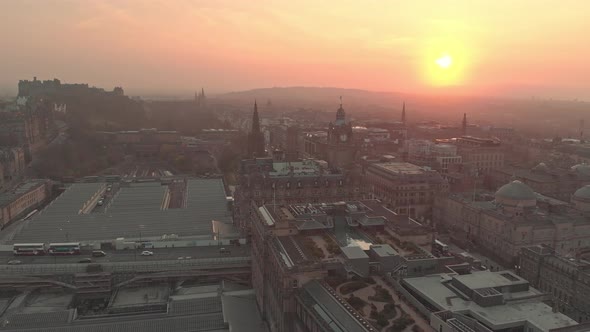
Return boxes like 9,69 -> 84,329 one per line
251,199 -> 438,331
455,136 -> 505,175
0,97 -> 55,160
520,245 -> 590,323
95,128 -> 180,160
0,147 -> 26,182
269,124 -> 300,162
234,158 -> 365,232
366,162 -> 448,220
434,181 -> 590,266
0,179 -> 51,227
491,163 -> 590,201
300,102 -> 358,170
403,269 -> 579,332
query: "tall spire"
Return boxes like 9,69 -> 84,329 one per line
252,100 -> 260,134
462,113 -> 467,136
401,101 -> 406,124
248,100 -> 265,157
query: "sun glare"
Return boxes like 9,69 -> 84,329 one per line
421,38 -> 471,87
436,54 -> 453,69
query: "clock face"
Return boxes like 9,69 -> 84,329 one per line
339,134 -> 347,142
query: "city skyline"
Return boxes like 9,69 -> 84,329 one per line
2,1 -> 590,99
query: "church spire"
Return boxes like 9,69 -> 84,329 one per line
401,101 -> 406,124
462,113 -> 467,136
248,100 -> 265,157
252,100 -> 260,133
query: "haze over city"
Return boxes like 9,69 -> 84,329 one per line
2,0 -> 590,99
2,2 -> 590,332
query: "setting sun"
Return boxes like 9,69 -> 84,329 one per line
436,54 -> 453,69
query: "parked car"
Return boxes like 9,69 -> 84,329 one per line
92,250 -> 107,257
219,247 -> 231,255
7,260 -> 21,265
78,258 -> 92,263
141,251 -> 154,256
97,200 -> 104,206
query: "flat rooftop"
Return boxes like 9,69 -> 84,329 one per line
371,162 -> 426,175
0,282 -> 264,332
403,272 -> 578,331
110,285 -> 169,308
12,179 -> 234,243
453,271 -> 526,290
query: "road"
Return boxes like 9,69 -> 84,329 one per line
2,245 -> 250,265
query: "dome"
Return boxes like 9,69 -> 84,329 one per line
495,180 -> 536,201
573,185 -> 590,201
571,164 -> 590,176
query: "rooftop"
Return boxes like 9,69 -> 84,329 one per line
0,179 -> 48,207
341,246 -> 369,260
371,162 -> 427,175
0,282 -> 263,332
299,280 -> 376,332
12,179 -> 234,243
452,271 -> 526,290
370,244 -> 398,257
403,271 -> 578,332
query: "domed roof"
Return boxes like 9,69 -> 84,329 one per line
571,164 -> 590,176
573,185 -> 590,200
495,180 -> 536,201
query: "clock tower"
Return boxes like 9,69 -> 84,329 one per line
326,98 -> 356,169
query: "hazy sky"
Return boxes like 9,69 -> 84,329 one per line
1,0 -> 590,98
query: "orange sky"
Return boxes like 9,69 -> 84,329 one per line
1,0 -> 589,98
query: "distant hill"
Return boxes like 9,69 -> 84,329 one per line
218,86 -> 406,108
217,86 -> 590,137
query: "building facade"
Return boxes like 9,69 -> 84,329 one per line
234,158 -> 366,232
455,136 -> 505,174
402,269 -> 579,332
434,181 -> 590,266
491,163 -> 590,201
366,162 -> 448,220
0,179 -> 50,228
325,102 -> 356,169
251,199 -> 433,331
520,245 -> 590,323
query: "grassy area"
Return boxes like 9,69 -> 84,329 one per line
301,238 -> 325,259
369,285 -> 394,302
387,315 -> 415,332
346,295 -> 367,312
322,233 -> 341,255
370,303 -> 397,328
